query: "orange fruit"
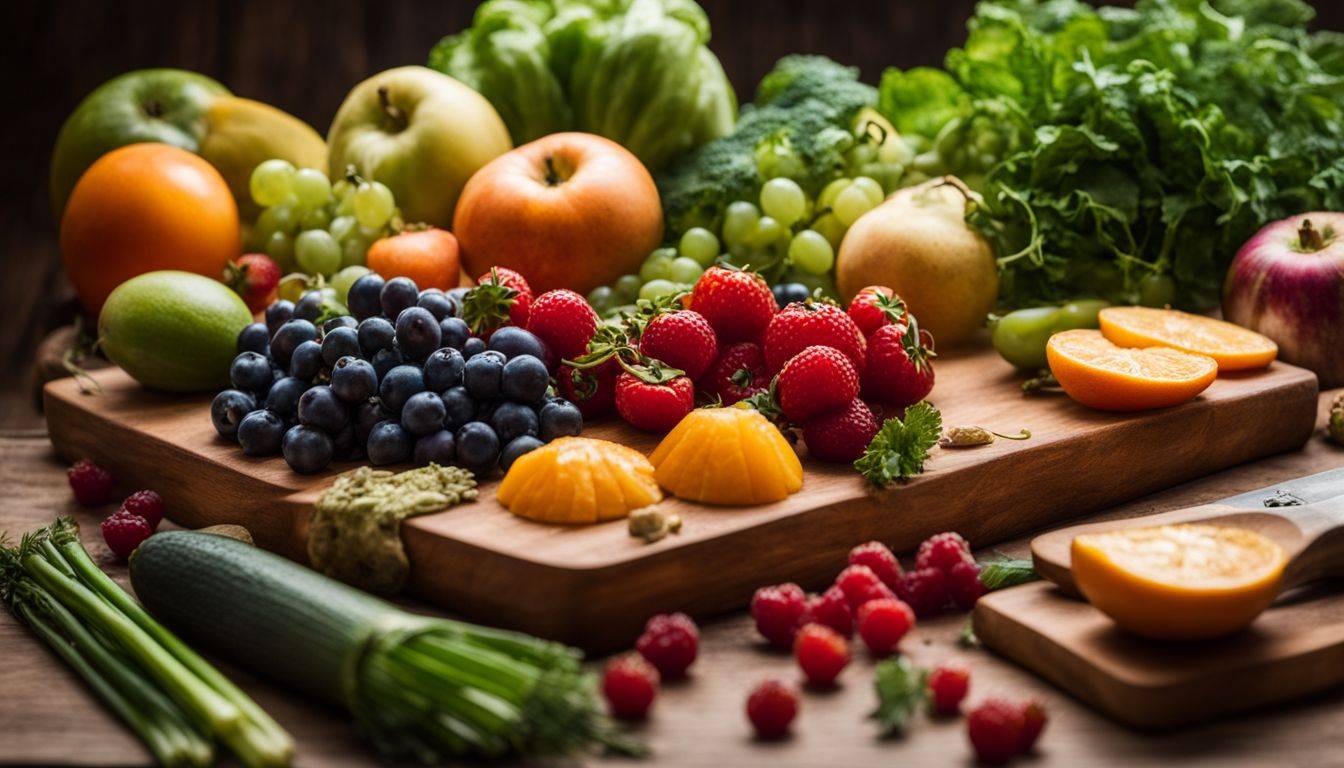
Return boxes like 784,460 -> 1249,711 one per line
60,143 -> 240,315
496,437 -> 661,524
650,407 -> 803,505
365,228 -> 461,291
1098,306 -> 1277,371
1046,329 -> 1217,411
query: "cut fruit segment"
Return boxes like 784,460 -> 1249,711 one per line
498,437 -> 662,524
1047,329 -> 1218,411
1071,523 -> 1287,641
651,407 -> 802,506
1098,306 -> 1277,371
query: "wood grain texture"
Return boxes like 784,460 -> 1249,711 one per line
42,350 -> 1319,650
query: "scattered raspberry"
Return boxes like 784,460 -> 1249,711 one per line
793,623 -> 850,686
746,679 -> 799,739
1018,700 -> 1047,753
775,345 -> 860,422
847,540 -> 902,590
526,289 -> 598,359
639,310 -> 719,381
601,654 -> 659,720
635,612 -> 699,679
856,598 -> 915,656
120,490 -> 165,530
916,531 -> 974,573
614,372 -> 695,432
763,299 -> 867,374
696,341 -> 766,405
947,561 -> 986,610
556,359 -> 618,419
750,582 -> 807,648
896,567 -> 950,618
846,285 -> 906,337
833,564 -> 895,612
68,459 -> 115,506
801,398 -> 879,463
799,585 -> 853,637
861,321 -> 935,409
967,698 -> 1026,765
100,510 -> 152,561
927,663 -> 971,716
688,266 -> 778,343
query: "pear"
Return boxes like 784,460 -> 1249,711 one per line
199,97 -> 327,219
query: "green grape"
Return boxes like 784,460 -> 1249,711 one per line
788,230 -> 835,275
818,178 -> 851,209
639,254 -> 674,282
341,237 -> 370,268
255,205 -> 298,240
639,279 -> 677,301
328,215 -> 357,243
250,159 -> 297,207
331,178 -> 352,201
812,214 -> 847,250
299,205 -> 333,231
336,193 -> 356,216
721,201 -> 760,249
353,181 -> 396,228
613,274 -> 642,302
833,185 -> 876,226
331,265 -> 371,304
587,285 -> 615,312
759,177 -> 806,226
669,256 -> 704,283
746,216 -> 786,249
276,275 -> 306,303
264,231 -> 295,272
358,224 -> 385,243
850,176 -> 885,207
295,229 -> 341,276
651,246 -> 677,261
293,168 -> 333,209
678,227 -> 720,267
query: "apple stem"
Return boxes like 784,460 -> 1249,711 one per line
377,86 -> 408,132
144,100 -> 164,119
544,156 -> 561,186
1299,219 -> 1326,251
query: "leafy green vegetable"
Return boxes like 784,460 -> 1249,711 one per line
877,0 -> 1344,309
854,402 -> 942,486
871,655 -> 927,736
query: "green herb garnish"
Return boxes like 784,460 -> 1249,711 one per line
871,656 -> 927,736
854,402 -> 942,486
979,557 -> 1040,591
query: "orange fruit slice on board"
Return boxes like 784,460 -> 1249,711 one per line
1098,306 -> 1277,371
1046,329 -> 1217,411
1071,524 -> 1287,641
651,407 -> 802,506
497,437 -> 661,524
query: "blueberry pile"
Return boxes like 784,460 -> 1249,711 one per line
210,273 -> 583,475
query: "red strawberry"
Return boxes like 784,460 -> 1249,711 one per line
763,299 -> 866,374
775,346 -> 859,422
225,254 -> 281,314
847,285 -> 908,337
689,266 -> 777,343
464,267 -> 533,335
697,342 -> 766,405
801,399 -> 878,463
862,321 -> 935,408
527,289 -> 598,360
615,372 -> 695,432
639,310 -> 718,381
556,360 -> 618,419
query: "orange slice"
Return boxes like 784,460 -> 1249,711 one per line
1047,329 -> 1217,411
1071,523 -> 1287,640
651,407 -> 802,505
1098,307 -> 1277,371
498,438 -> 661,524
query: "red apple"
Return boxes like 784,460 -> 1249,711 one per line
453,132 -> 663,295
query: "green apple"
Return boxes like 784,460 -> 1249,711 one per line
326,66 -> 512,228
50,69 -> 230,220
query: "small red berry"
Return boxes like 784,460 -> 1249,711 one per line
862,321 -> 935,409
916,531 -> 974,573
68,459 -> 115,506
746,679 -> 799,739
967,698 -> 1026,765
689,266 -> 777,344
226,253 -> 282,314
927,663 -> 971,716
614,372 -> 695,432
793,623 -> 850,686
696,341 -> 766,405
100,510 -> 152,561
556,359 -> 618,419
897,567 -> 950,618
763,299 -> 867,374
856,598 -> 915,656
465,267 -> 533,334
847,285 -> 907,337
833,564 -> 895,612
799,585 -> 853,637
526,289 -> 598,359
635,612 -> 699,679
1018,700 -> 1047,753
947,561 -> 986,610
750,583 -> 807,648
801,398 -> 879,463
120,490 -> 165,530
602,654 -> 659,720
847,540 -> 903,590
775,345 -> 860,422
639,310 -> 719,381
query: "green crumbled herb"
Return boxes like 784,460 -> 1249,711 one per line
958,620 -> 981,649
979,557 -> 1040,591
854,402 -> 942,487
871,655 -> 927,737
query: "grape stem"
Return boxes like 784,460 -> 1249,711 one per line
377,87 -> 408,133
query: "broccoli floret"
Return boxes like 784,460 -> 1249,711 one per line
754,54 -> 876,113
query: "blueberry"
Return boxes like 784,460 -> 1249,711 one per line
395,307 -> 442,361
772,282 -> 811,306
442,386 -> 477,429
413,430 -> 457,466
293,290 -> 325,323
539,400 -> 583,441
321,326 -> 361,367
323,315 -> 358,334
367,421 -> 413,465
270,319 -> 319,370
401,391 -> 447,437
282,425 -> 333,474
439,317 -> 471,351
237,410 -> 284,456
298,386 -> 348,433
455,421 -> 500,470
380,277 -> 419,319
211,390 -> 256,438
331,422 -> 360,461
347,274 -> 386,321
463,337 -> 486,359
500,435 -> 544,472
352,399 -> 385,444
265,300 -> 295,334
424,348 -> 465,392
371,346 -> 404,381
357,317 -> 396,358
417,290 -> 456,321
446,287 -> 470,315
330,357 -> 378,403
289,340 -> 324,381
379,365 -> 425,414
463,352 -> 505,400
264,376 -> 308,422
491,401 -> 539,445
501,355 -> 549,404
486,326 -> 548,361
230,351 -> 273,393
237,323 -> 270,354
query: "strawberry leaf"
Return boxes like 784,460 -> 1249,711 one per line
854,402 -> 942,487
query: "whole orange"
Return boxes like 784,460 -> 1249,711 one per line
60,143 -> 240,314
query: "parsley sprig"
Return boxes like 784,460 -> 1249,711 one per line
854,402 -> 942,486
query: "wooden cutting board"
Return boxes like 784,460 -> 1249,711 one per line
973,469 -> 1344,729
44,349 -> 1318,651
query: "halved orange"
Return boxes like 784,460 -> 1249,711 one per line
1098,307 -> 1277,371
1047,329 -> 1218,411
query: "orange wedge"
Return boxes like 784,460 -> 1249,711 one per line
1071,523 -> 1287,640
498,437 -> 661,524
1047,329 -> 1217,411
1098,307 -> 1277,371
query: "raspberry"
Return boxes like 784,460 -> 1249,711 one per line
635,612 -> 699,678
847,540 -> 902,590
120,490 -> 165,530
750,583 -> 807,648
856,598 -> 915,656
896,567 -> 950,618
745,679 -> 799,739
100,510 -> 152,561
1018,700 -> 1047,753
833,564 -> 895,611
947,561 -> 986,610
799,585 -> 852,637
927,663 -> 971,716
68,459 -> 115,506
793,623 -> 850,686
966,698 -> 1026,765
601,654 -> 659,720
916,531 -> 974,572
